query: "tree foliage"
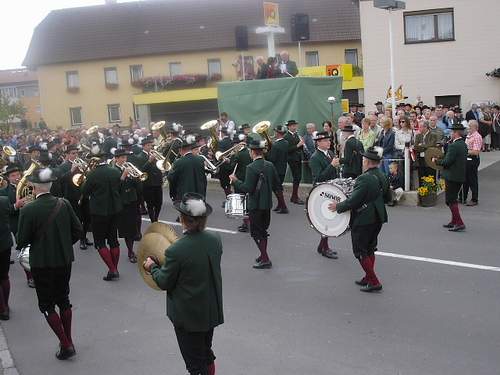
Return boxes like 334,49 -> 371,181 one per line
0,94 -> 27,124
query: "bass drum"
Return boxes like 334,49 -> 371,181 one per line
306,181 -> 351,237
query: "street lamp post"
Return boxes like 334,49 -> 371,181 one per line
373,0 -> 406,119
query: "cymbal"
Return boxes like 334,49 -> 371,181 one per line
137,233 -> 171,290
424,147 -> 444,171
144,222 -> 179,243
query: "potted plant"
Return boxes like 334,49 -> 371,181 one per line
418,175 -> 440,207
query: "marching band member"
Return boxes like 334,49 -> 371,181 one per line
333,124 -> 364,178
58,145 -> 93,250
136,138 -> 163,222
433,123 -> 468,232
231,132 -> 252,232
217,127 -> 233,200
230,139 -> 281,269
143,193 -> 223,375
114,149 -> 141,263
81,147 -> 124,281
167,135 -> 207,203
309,132 -> 339,259
0,194 -> 13,320
266,125 -> 289,214
23,145 -> 42,170
0,164 -> 32,287
16,168 -> 82,359
328,146 -> 391,292
165,123 -> 183,163
284,120 -> 305,204
102,129 -> 118,156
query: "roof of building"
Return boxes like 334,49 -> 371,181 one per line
23,0 -> 361,67
0,69 -> 38,85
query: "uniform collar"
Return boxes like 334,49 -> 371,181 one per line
35,192 -> 51,199
318,148 -> 329,157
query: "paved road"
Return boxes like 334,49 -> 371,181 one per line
2,161 -> 500,375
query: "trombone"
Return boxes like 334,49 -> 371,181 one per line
214,142 -> 246,162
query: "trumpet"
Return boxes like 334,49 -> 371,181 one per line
69,157 -> 88,172
149,150 -> 171,172
117,162 -> 148,181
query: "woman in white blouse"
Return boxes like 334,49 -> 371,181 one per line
395,116 -> 414,158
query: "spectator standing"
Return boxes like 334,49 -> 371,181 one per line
461,120 -> 482,206
278,51 -> 298,77
322,121 -> 337,155
429,116 -> 445,143
465,103 -> 480,122
395,117 -> 413,159
303,123 -> 317,160
255,56 -> 267,80
377,117 -> 396,175
358,118 -> 376,150
414,121 -> 438,182
492,105 -> 500,150
478,105 -> 492,152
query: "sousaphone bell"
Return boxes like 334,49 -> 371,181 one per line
137,223 -> 178,290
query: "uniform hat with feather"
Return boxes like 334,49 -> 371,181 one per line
113,148 -> 133,157
341,124 -> 355,132
171,122 -> 183,133
181,134 -> 197,148
28,145 -> 42,153
3,164 -> 21,176
275,125 -> 286,134
141,137 -> 154,146
38,151 -> 53,166
27,168 -> 58,183
361,146 -> 383,161
313,131 -> 332,141
286,119 -> 298,126
174,192 -> 212,217
247,138 -> 267,150
239,123 -> 250,130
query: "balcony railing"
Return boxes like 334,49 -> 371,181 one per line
136,74 -> 222,92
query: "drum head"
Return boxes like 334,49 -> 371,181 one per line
306,183 -> 350,237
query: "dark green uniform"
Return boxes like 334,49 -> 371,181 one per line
0,197 -> 13,251
167,153 -> 207,201
0,184 -> 18,235
340,136 -> 364,178
0,196 -> 13,301
217,136 -> 233,194
116,165 -> 141,240
337,167 -> 390,258
283,130 -> 302,183
135,150 -> 163,222
231,147 -> 252,193
102,136 -> 118,156
150,230 -> 223,374
437,138 -> 468,206
81,164 -> 122,252
266,138 -> 289,183
309,149 -> 338,184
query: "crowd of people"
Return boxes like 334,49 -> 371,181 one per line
0,97 -> 493,372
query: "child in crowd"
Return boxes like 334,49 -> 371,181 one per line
388,162 -> 404,206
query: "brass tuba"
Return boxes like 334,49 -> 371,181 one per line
16,160 -> 42,202
137,223 -> 178,290
151,121 -> 170,152
201,120 -> 219,155
252,121 -> 273,150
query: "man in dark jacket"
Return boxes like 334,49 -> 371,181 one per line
329,146 -> 391,293
136,137 -> 164,222
144,193 -> 223,375
334,125 -> 364,178
265,125 -> 289,213
230,139 -> 281,269
16,168 -> 82,360
0,195 -> 13,320
309,131 -> 339,259
284,120 -> 305,204
81,148 -> 124,281
434,124 -> 468,232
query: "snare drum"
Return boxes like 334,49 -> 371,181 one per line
224,194 -> 247,218
305,180 -> 352,237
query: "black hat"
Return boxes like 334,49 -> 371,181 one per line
88,144 -> 109,158
247,138 -> 267,150
449,123 -> 466,131
357,103 -> 365,108
173,193 -> 212,217
374,101 -> 384,106
313,131 -> 332,141
113,148 -> 133,157
422,105 -> 430,110
141,137 -> 154,146
275,125 -> 287,134
361,146 -> 383,161
38,151 -> 52,165
4,164 -> 21,176
286,120 -> 298,126
65,145 -> 79,153
27,168 -> 58,183
28,145 -> 42,153
341,125 -> 355,132
453,107 -> 463,113
239,123 -> 250,130
181,134 -> 198,148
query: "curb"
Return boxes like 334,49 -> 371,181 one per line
0,324 -> 19,375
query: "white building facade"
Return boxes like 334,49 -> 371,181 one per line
360,0 -> 500,112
